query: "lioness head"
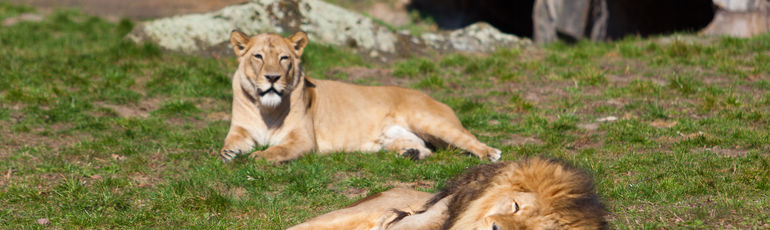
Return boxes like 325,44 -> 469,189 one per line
230,30 -> 308,108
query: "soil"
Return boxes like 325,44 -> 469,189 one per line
7,0 -> 248,21
93,97 -> 164,118
0,121 -> 87,159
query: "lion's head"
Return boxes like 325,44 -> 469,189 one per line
446,158 -> 607,230
230,30 -> 308,108
386,158 -> 607,230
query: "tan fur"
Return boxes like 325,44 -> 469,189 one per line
289,157 -> 607,230
220,31 -> 501,162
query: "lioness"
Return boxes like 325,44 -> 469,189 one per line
289,157 -> 608,230
220,30 -> 501,162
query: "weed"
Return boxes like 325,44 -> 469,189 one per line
668,73 -> 702,95
392,58 -> 438,78
413,74 -> 445,89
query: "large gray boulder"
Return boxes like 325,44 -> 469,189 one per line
127,0 -> 530,61
702,0 -> 769,37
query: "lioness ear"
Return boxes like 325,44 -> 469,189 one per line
230,30 -> 250,56
288,31 -> 308,56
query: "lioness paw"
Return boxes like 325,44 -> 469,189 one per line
487,148 -> 502,162
249,149 -> 287,162
248,151 -> 263,159
398,147 -> 431,161
401,148 -> 421,161
220,149 -> 242,162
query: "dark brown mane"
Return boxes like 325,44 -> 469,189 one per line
393,157 -> 607,229
441,162 -> 508,229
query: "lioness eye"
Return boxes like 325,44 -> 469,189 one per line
280,56 -> 289,61
255,54 -> 263,59
512,202 -> 520,213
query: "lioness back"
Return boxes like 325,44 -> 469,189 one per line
309,79 -> 461,153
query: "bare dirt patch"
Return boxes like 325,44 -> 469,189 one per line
326,171 -> 372,199
340,187 -> 368,199
198,97 -> 231,121
568,134 -> 605,150
649,120 -> 678,129
2,12 -> 45,26
131,173 -> 162,189
331,67 -> 415,87
94,97 -> 165,118
364,2 -> 410,27
0,122 -> 89,159
606,74 -> 667,86
696,146 -> 748,158
386,180 -> 435,190
0,169 -> 13,188
502,134 -> 543,146
228,186 -> 248,200
8,0 -> 248,21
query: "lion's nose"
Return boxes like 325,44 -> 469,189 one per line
264,75 -> 281,83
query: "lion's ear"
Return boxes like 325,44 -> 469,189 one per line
230,30 -> 250,56
288,31 -> 308,56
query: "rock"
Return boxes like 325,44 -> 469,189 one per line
533,0 -> 604,43
701,0 -> 769,38
111,154 -> 126,161
365,2 -> 410,27
420,22 -> 529,53
2,13 -> 45,26
36,218 -> 50,225
577,123 -> 600,131
596,116 -> 618,122
533,0 -> 770,42
713,0 -> 765,12
649,120 -> 678,129
127,0 -> 529,61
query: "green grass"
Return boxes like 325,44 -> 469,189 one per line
1,4 -> 769,229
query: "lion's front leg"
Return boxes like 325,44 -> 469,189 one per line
221,126 -> 255,162
249,130 -> 313,162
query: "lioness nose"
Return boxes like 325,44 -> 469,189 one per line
264,75 -> 281,83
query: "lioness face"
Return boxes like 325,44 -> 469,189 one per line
230,30 -> 308,108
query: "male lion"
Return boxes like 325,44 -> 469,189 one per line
288,157 -> 607,230
220,30 -> 501,162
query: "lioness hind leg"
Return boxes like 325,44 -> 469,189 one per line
409,115 -> 501,161
380,125 -> 432,160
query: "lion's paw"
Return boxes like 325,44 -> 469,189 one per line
220,149 -> 242,162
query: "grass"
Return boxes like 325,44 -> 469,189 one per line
1,3 -> 769,229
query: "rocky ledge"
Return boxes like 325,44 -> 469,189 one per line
126,0 -> 530,62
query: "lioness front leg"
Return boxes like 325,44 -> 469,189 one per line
221,126 -> 255,161
249,131 -> 313,162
